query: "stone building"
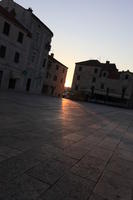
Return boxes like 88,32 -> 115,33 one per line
0,5 -> 31,91
0,0 -> 53,93
42,54 -> 68,97
72,60 -> 133,107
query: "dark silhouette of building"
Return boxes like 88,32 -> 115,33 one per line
42,54 -> 68,97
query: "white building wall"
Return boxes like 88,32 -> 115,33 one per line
0,0 -> 53,93
72,62 -> 133,103
0,13 -> 31,91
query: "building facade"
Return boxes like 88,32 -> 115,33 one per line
0,5 -> 32,91
72,60 -> 133,108
42,54 -> 68,97
0,0 -> 53,93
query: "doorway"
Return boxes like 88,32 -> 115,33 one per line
8,78 -> 16,89
26,78 -> 31,92
0,71 -> 3,88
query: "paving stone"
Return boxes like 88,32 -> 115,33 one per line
98,137 -> 120,151
63,133 -> 85,142
113,148 -> 133,162
0,174 -> 49,200
0,92 -> 133,199
94,171 -> 133,200
88,147 -> 113,161
26,159 -> 69,185
0,146 -> 21,158
0,136 -> 21,148
63,146 -> 89,159
78,155 -> 107,171
70,164 -> 101,182
78,136 -> 103,147
40,173 -> 95,200
89,193 -> 108,200
105,157 -> 133,180
0,151 -> 40,183
39,144 -> 77,167
50,138 -> 75,149
118,141 -> 133,152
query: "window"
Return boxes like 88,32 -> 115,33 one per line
75,85 -> 78,91
106,88 -> 109,95
94,68 -> 98,73
77,75 -> 80,80
0,45 -> 6,58
61,78 -> 63,83
35,32 -> 40,44
47,61 -> 52,69
46,72 -> 49,79
101,83 -> 104,89
53,75 -> 57,81
125,75 -> 129,80
46,72 -> 51,79
91,86 -> 95,95
26,78 -> 31,91
56,65 -> 59,70
121,87 -> 126,99
79,66 -> 82,71
31,52 -> 36,63
3,22 -> 10,36
42,58 -> 46,68
45,43 -> 51,51
17,32 -> 24,43
92,77 -> 96,83
14,52 -> 20,63
8,78 -> 16,89
0,71 -> 3,88
103,72 -> 106,77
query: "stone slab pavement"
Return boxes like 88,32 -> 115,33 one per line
0,91 -> 133,200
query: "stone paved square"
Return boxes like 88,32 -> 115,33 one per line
0,92 -> 133,200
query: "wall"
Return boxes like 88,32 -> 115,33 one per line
72,62 -> 133,104
43,56 -> 67,97
0,0 -> 53,93
0,12 -> 31,91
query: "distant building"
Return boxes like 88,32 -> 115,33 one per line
72,60 -> 133,108
42,54 -> 68,97
0,0 -> 53,93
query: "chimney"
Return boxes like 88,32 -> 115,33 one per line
51,53 -> 54,58
106,61 -> 110,64
28,7 -> 33,13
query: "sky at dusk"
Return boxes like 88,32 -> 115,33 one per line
15,0 -> 133,87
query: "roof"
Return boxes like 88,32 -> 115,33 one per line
76,59 -> 121,80
76,59 -> 117,71
0,5 -> 32,37
31,13 -> 53,37
7,1 -> 53,36
48,55 -> 68,69
76,60 -> 101,66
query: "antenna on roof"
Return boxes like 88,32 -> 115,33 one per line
51,53 -> 54,58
